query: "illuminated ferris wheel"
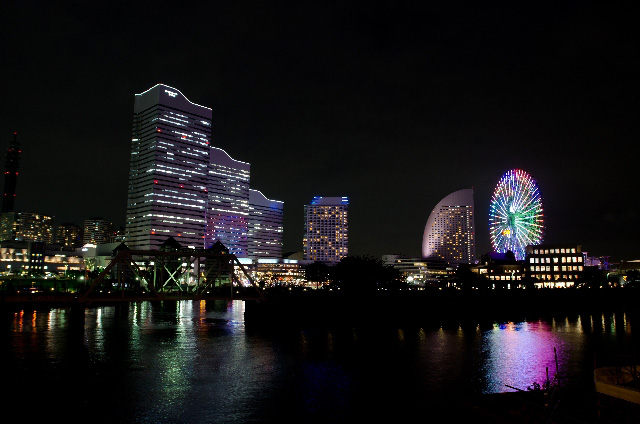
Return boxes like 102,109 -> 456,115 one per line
489,169 -> 544,260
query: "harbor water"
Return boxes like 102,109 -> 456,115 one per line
2,299 -> 638,422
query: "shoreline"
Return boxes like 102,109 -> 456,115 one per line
244,288 -> 640,328
2,288 -> 639,326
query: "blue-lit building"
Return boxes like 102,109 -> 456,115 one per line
247,189 -> 284,259
303,196 -> 349,263
422,188 -> 476,265
205,147 -> 251,256
125,84 -> 212,250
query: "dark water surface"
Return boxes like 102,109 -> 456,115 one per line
2,299 -> 638,423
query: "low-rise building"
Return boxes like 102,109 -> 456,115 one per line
525,244 -> 584,288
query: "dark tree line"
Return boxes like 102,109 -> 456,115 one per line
304,255 -> 405,292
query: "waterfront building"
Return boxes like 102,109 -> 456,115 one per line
525,244 -> 584,288
125,84 -> 212,251
2,132 -> 21,214
247,189 -> 283,259
55,223 -> 83,248
422,188 -> 476,265
473,252 -> 525,288
303,196 -> 349,263
248,258 -> 305,286
0,211 -> 55,244
382,254 -> 452,287
0,240 -> 83,276
205,147 -> 251,257
584,253 -> 610,270
81,241 -> 125,274
83,218 -> 114,245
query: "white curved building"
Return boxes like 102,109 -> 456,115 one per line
422,188 -> 476,265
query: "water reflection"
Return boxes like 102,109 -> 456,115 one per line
482,321 -> 567,393
3,302 -> 640,422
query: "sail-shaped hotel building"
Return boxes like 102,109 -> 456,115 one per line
422,188 -> 476,265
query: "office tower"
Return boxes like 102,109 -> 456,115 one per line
247,189 -> 284,259
0,211 -> 55,244
422,188 -> 475,265
303,196 -> 349,263
83,218 -> 114,245
205,147 -> 250,256
2,132 -> 21,213
125,84 -> 212,250
55,223 -> 83,248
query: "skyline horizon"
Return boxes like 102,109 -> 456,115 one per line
3,3 -> 636,263
0,132 -> 629,263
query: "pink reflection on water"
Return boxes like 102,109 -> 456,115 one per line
482,321 -> 566,393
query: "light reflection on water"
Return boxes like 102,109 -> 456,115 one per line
482,321 -> 567,393
3,301 -> 639,422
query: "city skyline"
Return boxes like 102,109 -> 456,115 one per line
2,3 -> 637,262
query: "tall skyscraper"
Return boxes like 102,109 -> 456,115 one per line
205,147 -> 250,256
247,189 -> 284,259
2,132 -> 21,214
422,188 -> 475,265
125,84 -> 212,250
303,196 -> 349,263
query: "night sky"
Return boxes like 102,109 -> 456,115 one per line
2,2 -> 637,262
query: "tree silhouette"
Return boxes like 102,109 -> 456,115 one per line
304,261 -> 331,288
330,255 -> 404,293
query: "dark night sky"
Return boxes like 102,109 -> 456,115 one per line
1,2 -> 637,261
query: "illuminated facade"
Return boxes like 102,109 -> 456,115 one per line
0,211 -> 55,244
55,223 -> 83,248
422,188 -> 475,265
303,196 -> 348,263
247,189 -> 284,259
1,240 -> 84,276
125,84 -> 212,250
248,258 -> 304,286
525,244 -> 583,288
205,147 -> 250,256
382,255 -> 452,287
82,218 -> 114,245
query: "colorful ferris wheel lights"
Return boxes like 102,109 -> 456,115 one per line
489,169 -> 544,260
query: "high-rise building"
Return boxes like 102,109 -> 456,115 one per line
0,211 -> 55,244
125,84 -> 212,250
422,188 -> 475,265
247,189 -> 284,259
2,132 -> 21,214
303,196 -> 349,263
205,147 -> 250,256
83,218 -> 114,245
55,223 -> 83,248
